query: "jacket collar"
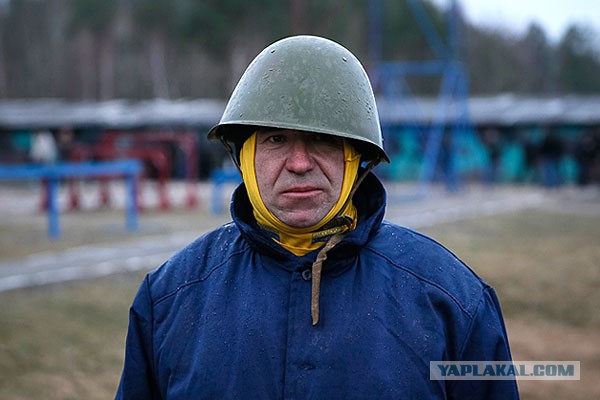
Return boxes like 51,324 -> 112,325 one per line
230,171 -> 387,271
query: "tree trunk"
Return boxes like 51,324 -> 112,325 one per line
0,31 -> 7,97
77,29 -> 96,100
98,31 -> 115,100
149,30 -> 170,98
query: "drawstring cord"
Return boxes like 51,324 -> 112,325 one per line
311,232 -> 346,325
309,158 -> 381,326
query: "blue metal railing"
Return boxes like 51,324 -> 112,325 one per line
0,159 -> 143,239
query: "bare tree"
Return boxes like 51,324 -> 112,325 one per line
0,27 -> 6,97
147,29 -> 171,98
517,23 -> 554,93
133,0 -> 177,99
69,0 -> 118,99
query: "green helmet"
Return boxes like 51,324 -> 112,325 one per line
208,35 -> 389,163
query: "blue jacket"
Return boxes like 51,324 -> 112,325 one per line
116,173 -> 519,399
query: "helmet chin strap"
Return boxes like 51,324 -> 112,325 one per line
220,136 -> 243,176
326,156 -> 381,227
310,155 -> 381,326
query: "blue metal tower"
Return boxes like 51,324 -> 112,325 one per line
369,0 -> 470,195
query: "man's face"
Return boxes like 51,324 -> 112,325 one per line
254,129 -> 345,228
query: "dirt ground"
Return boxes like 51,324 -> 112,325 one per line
1,180 -> 599,399
506,317 -> 600,398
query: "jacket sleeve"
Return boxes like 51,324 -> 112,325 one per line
115,276 -> 162,400
447,287 -> 520,400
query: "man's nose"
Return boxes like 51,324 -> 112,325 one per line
285,139 -> 314,174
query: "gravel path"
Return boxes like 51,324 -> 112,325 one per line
1,181 -> 597,293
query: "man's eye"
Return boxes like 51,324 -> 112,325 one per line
267,135 -> 286,144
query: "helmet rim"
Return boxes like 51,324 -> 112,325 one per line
208,35 -> 389,163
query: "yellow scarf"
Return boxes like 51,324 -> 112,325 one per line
239,132 -> 360,256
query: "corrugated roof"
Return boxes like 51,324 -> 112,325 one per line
1,95 -> 600,130
0,98 -> 225,130
377,94 -> 600,126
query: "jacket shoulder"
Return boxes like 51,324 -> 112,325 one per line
144,222 -> 247,305
366,221 -> 488,318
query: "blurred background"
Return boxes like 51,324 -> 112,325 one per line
0,0 -> 599,399
0,0 -> 598,185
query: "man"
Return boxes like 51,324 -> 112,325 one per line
116,35 -> 519,399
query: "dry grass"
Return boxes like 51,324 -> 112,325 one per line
422,209 -> 600,399
0,200 -> 598,399
0,207 -> 229,260
0,273 -> 144,400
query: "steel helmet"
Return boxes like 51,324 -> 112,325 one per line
208,35 -> 389,163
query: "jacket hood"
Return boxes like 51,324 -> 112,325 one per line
230,171 -> 387,269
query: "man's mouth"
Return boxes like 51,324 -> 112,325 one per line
282,186 -> 323,198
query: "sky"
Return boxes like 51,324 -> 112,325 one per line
431,0 -> 600,43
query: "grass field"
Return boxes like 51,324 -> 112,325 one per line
0,204 -> 598,399
422,209 -> 600,399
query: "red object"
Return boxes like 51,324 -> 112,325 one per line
64,129 -> 199,211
